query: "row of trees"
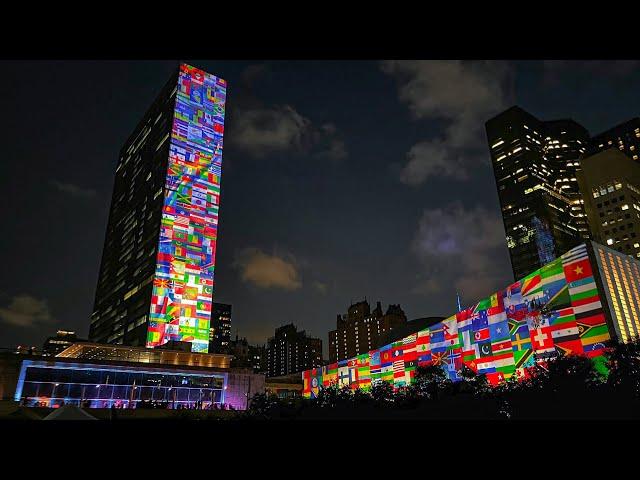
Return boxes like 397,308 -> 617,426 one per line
244,339 -> 640,420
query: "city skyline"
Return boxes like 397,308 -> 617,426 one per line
2,60 -> 640,357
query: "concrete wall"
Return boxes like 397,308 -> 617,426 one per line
0,354 -> 23,401
223,372 -> 265,410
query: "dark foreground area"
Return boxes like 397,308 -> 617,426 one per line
3,340 -> 640,422
243,339 -> 640,421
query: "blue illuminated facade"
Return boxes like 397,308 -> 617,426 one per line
14,360 -> 227,409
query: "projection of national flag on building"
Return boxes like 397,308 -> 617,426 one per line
302,241 -> 640,398
146,64 -> 226,353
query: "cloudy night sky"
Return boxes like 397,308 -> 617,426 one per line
1,60 -> 639,356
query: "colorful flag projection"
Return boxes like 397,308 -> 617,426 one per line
302,244 -> 612,397
146,64 -> 226,353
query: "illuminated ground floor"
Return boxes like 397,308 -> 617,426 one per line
13,359 -> 263,410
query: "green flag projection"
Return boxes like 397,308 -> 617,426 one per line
146,65 -> 226,353
303,243 -> 612,397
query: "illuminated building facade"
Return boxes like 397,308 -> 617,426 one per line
302,241 -> 640,398
267,324 -> 322,377
486,106 -> 589,280
577,148 -> 640,258
328,300 -> 407,363
90,64 -> 226,353
593,243 -> 640,342
586,118 -> 640,162
12,343 -> 264,410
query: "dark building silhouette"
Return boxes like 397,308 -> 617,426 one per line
586,118 -> 640,161
375,316 -> 445,347
266,324 -> 322,377
486,106 -> 589,280
89,69 -> 178,348
229,335 -> 266,373
89,64 -> 227,353
42,330 -> 85,357
578,148 -> 640,259
208,303 -> 232,354
328,299 -> 407,363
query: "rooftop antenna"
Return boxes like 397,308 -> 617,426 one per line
456,292 -> 463,313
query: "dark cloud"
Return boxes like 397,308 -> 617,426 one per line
411,203 -> 512,304
312,281 -> 328,295
542,60 -> 640,85
229,104 -> 347,161
51,180 -> 97,198
234,248 -> 302,290
399,140 -> 469,185
240,63 -> 270,87
230,104 -> 310,156
382,60 -> 513,183
0,295 -> 53,328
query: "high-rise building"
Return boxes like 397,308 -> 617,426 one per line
229,335 -> 267,373
42,330 -> 85,357
89,64 -> 227,353
586,118 -> 640,161
208,303 -> 232,354
486,106 -> 589,280
577,148 -> 640,259
266,324 -> 322,377
328,300 -> 407,363
303,240 -> 640,397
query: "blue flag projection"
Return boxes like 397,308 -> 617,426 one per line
303,243 -> 612,397
147,64 -> 226,353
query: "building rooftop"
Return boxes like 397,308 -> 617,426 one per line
376,316 -> 445,347
56,342 -> 233,369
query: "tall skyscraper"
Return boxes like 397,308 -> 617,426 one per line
266,324 -> 323,377
208,302 -> 232,353
586,118 -> 640,161
486,106 -> 589,280
89,64 -> 226,353
577,148 -> 640,259
328,300 -> 406,363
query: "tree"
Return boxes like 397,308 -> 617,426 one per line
369,380 -> 395,405
606,339 -> 640,397
457,366 -> 490,396
246,392 -> 280,419
411,365 -> 450,400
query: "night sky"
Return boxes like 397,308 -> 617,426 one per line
1,60 -> 639,356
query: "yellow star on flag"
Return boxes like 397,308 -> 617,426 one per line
574,265 -> 583,276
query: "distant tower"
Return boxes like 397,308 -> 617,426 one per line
456,292 -> 463,313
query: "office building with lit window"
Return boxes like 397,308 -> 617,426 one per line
12,342 -> 264,410
486,106 -> 589,280
89,64 -> 226,353
42,330 -> 85,357
266,324 -> 322,377
593,243 -> 640,342
577,148 -> 640,259
328,300 -> 407,363
208,302 -> 232,354
229,336 -> 267,373
302,241 -> 640,396
586,118 -> 640,162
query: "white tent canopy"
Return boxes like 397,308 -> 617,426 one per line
43,405 -> 98,421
